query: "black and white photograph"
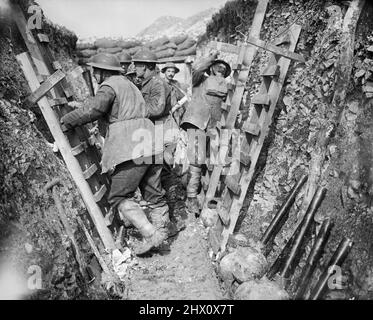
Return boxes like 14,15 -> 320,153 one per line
0,0 -> 372,305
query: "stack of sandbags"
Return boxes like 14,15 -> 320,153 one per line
174,36 -> 197,57
75,34 -> 198,66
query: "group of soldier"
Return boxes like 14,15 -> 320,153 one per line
60,47 -> 231,255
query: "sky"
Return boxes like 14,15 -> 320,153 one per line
36,0 -> 229,40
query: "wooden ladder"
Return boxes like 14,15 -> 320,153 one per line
204,24 -> 304,255
11,3 -> 116,251
200,0 -> 269,211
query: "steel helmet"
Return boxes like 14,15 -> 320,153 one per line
118,52 -> 132,63
161,62 -> 180,74
132,49 -> 158,63
87,53 -> 123,71
208,59 -> 231,78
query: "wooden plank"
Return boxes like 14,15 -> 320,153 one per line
219,24 -> 303,252
48,97 -> 68,107
251,93 -> 270,105
37,33 -> 49,43
17,52 -> 115,251
83,163 -> 98,180
246,36 -> 305,62
200,0 -> 269,222
28,70 -> 66,104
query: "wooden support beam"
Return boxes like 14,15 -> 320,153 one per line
17,52 -> 116,251
246,36 -> 305,62
28,70 -> 66,104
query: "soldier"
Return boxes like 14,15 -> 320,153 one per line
60,53 -> 170,255
132,49 -> 166,120
160,62 -> 189,164
180,51 -> 231,216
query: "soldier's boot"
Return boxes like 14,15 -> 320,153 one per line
186,165 -> 202,217
117,199 -> 165,255
149,204 -> 170,239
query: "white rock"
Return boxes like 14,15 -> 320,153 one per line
234,278 -> 289,300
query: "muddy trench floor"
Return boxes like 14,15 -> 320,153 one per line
121,169 -> 225,300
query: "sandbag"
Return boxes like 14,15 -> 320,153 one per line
76,42 -> 96,50
97,47 -> 122,54
148,36 -> 169,49
128,46 -> 147,56
117,40 -> 142,49
155,48 -> 176,59
77,49 -> 97,58
170,34 -> 188,45
177,37 -> 196,51
219,246 -> 267,283
174,44 -> 197,57
94,38 -> 118,49
154,42 -> 177,52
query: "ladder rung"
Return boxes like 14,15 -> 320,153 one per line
93,185 -> 107,202
28,70 -> 66,104
83,163 -> 98,180
52,61 -> 62,70
261,65 -> 280,77
251,93 -> 270,105
225,175 -> 241,195
71,142 -> 88,156
48,97 -> 68,107
37,33 -> 49,43
240,150 -> 251,166
242,121 -> 261,136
